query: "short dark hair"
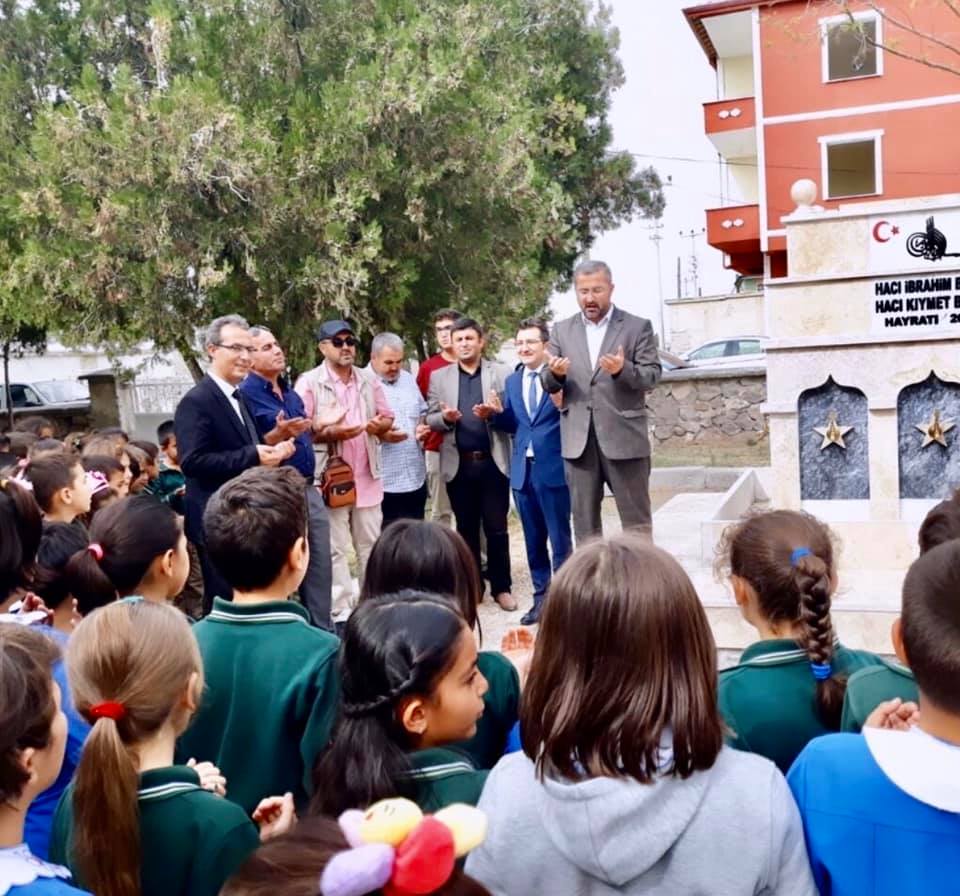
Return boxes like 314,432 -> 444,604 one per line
918,492 -> 960,554
521,534 -> 723,783
82,454 -> 123,481
14,416 -> 56,438
0,625 -> 60,804
902,540 -> 960,714
361,519 -> 482,631
204,466 -> 307,592
156,420 -> 175,448
451,317 -> 483,339
433,308 -> 462,325
517,317 -> 549,343
23,454 -> 82,513
34,521 -> 90,609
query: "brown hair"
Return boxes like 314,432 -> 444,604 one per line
718,509 -> 844,728
0,479 -> 43,602
82,434 -> 127,460
433,308 -> 462,325
918,490 -> 960,554
203,466 -> 307,592
22,453 -> 81,513
517,317 -> 549,343
901,540 -> 960,714
522,534 -> 723,783
360,519 -> 482,631
66,600 -> 203,896
222,815 -> 490,896
0,625 -> 60,803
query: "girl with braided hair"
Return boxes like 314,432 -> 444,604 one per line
312,591 -> 489,817
716,509 -> 884,772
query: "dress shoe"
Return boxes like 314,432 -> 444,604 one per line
494,592 -> 518,611
520,606 -> 541,626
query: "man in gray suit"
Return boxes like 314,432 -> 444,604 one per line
427,316 -> 516,611
542,260 -> 662,541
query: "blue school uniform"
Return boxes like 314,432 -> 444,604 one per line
24,631 -> 90,860
788,730 -> 960,895
0,845 -> 89,895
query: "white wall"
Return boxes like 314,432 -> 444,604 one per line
667,290 -> 765,353
720,54 -> 755,99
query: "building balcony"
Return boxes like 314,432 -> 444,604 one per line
706,203 -> 762,275
704,96 -> 757,158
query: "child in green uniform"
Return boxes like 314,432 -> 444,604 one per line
717,509 -> 883,772
361,519 -> 520,769
49,600 -> 295,896
176,466 -> 339,814
63,495 -> 190,613
313,591 -> 489,816
839,493 -> 960,731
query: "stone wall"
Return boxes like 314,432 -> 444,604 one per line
648,367 -> 768,466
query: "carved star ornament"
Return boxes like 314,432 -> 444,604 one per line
813,410 -> 853,451
915,409 -> 956,449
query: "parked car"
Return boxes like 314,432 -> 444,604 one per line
682,337 -> 767,369
658,349 -> 690,371
0,379 -> 90,411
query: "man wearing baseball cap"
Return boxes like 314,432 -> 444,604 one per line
295,320 -> 398,627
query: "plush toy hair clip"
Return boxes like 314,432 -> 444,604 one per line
320,798 -> 487,896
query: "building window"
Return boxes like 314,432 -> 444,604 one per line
821,12 -> 882,82
819,131 -> 884,199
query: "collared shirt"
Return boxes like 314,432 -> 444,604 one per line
239,371 -> 315,479
299,363 -> 394,508
456,365 -> 489,453
208,371 -> 246,426
522,364 -> 544,458
370,368 -> 427,494
583,304 -> 614,369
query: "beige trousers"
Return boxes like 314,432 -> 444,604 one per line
329,503 -> 383,621
425,450 -> 453,527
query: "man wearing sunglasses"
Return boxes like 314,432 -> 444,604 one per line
175,314 -> 296,612
295,320 -> 396,627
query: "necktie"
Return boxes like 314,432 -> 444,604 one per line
232,390 -> 261,445
527,371 -> 538,419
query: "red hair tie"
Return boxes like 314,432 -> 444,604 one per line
89,701 -> 126,721
88,543 -> 104,562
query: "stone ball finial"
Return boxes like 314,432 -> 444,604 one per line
791,179 -> 818,209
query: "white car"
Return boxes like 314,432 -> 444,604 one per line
682,337 -> 767,369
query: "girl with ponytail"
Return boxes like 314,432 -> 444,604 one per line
716,509 -> 884,771
64,495 -> 189,615
312,591 -> 489,817
48,600 -> 296,896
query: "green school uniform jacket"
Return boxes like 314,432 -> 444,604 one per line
454,651 -> 520,770
718,638 -> 882,773
177,598 -> 339,814
405,747 -> 488,812
49,766 -> 258,896
840,659 -> 918,733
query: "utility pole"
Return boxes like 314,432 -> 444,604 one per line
647,223 -> 666,348
679,227 -> 706,297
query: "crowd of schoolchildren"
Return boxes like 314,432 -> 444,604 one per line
0,414 -> 959,895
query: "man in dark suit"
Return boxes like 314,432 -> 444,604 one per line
174,314 -> 295,611
542,260 -> 662,541
490,318 -> 572,625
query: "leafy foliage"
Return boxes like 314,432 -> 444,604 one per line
1,0 -> 663,373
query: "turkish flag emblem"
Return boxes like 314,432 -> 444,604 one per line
872,220 -> 901,242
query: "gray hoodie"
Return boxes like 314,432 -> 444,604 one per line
465,747 -> 816,895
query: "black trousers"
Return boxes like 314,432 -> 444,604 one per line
382,483 -> 428,528
446,456 -> 511,595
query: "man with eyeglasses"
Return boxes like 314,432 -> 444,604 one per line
175,314 -> 296,612
295,320 -> 396,627
415,308 -> 461,527
541,260 -> 662,541
239,325 -> 337,630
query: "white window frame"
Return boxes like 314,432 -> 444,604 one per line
820,10 -> 884,84
818,129 -> 884,200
